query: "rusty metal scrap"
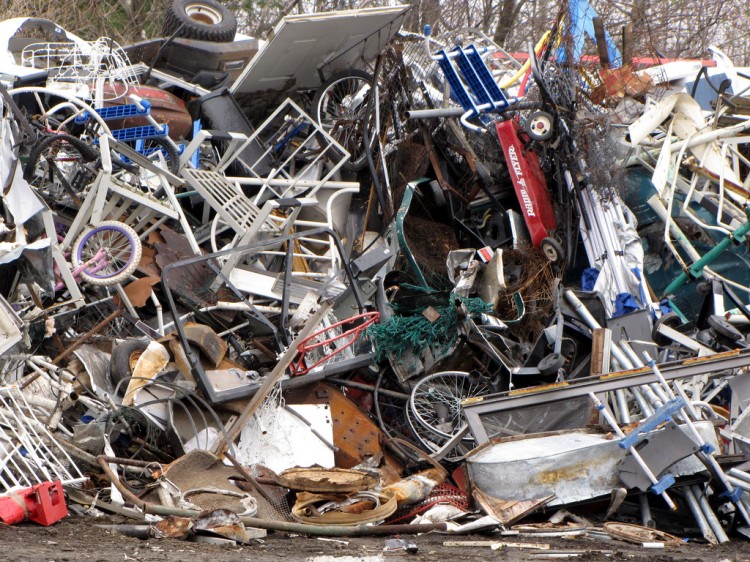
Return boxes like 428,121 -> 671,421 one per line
1,1 -> 750,549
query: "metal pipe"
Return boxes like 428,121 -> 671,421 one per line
729,468 -> 750,485
638,493 -> 655,528
682,486 -> 718,545
406,107 -> 465,120
615,388 -> 631,424
144,504 -> 447,536
97,456 -> 146,508
564,290 -> 632,370
727,475 -> 750,493
631,387 -> 654,417
692,485 -> 730,544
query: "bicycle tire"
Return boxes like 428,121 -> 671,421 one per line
405,403 -> 473,463
126,136 -> 180,175
312,69 -> 374,171
409,371 -> 490,439
72,221 -> 142,287
23,133 -> 98,196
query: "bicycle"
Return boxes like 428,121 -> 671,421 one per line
62,221 -> 142,288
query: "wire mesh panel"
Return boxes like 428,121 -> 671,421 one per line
222,98 -> 351,200
0,387 -> 86,493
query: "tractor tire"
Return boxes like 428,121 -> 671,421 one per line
163,0 -> 237,43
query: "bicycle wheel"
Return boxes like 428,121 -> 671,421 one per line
410,371 -> 490,439
24,134 -> 98,205
72,221 -> 142,286
312,69 -> 373,171
126,136 -> 180,175
405,404 -> 474,463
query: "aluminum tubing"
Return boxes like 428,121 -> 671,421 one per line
682,486 -> 718,545
692,485 -> 730,544
406,107 -> 465,119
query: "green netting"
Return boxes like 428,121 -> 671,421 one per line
368,293 -> 492,361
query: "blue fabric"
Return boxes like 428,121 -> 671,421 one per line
564,0 -> 622,66
659,299 -> 678,318
581,267 -> 600,292
614,293 -> 640,317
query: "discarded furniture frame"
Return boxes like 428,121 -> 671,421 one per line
0,386 -> 86,492
183,99 -> 360,276
161,228 -> 368,403
61,136 -> 198,254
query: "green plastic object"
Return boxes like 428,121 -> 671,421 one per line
662,206 -> 750,298
395,179 -> 431,289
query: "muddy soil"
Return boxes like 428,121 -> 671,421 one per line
1,516 -> 749,562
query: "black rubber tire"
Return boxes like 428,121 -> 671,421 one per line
110,338 -> 150,387
541,236 -> 564,264
163,0 -> 237,43
127,136 -> 180,175
538,352 -> 565,375
708,314 -> 743,342
312,69 -> 374,171
652,312 -> 683,346
24,133 -> 98,188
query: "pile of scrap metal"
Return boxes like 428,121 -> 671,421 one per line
1,0 -> 750,549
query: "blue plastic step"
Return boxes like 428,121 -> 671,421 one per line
110,124 -> 169,142
75,103 -> 151,124
464,45 -> 509,107
437,49 -> 478,115
118,142 -> 184,165
619,397 -> 687,450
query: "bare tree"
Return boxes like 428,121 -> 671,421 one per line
0,0 -> 748,66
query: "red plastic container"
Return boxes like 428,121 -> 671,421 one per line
0,481 -> 68,526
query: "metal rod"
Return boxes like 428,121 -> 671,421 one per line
224,452 -> 277,506
692,485 -> 730,544
638,493 -> 655,528
729,468 -> 750,485
52,309 -> 122,365
589,392 -> 676,510
145,504 -> 447,536
682,486 -> 718,545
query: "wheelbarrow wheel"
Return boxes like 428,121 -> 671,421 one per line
163,0 -> 237,43
312,69 -> 374,171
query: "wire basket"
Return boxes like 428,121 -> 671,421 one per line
21,38 -> 138,102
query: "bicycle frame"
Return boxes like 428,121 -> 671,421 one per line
53,247 -> 108,293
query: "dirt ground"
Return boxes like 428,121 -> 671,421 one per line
1,516 -> 749,562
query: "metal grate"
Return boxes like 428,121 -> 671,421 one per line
0,387 -> 86,493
